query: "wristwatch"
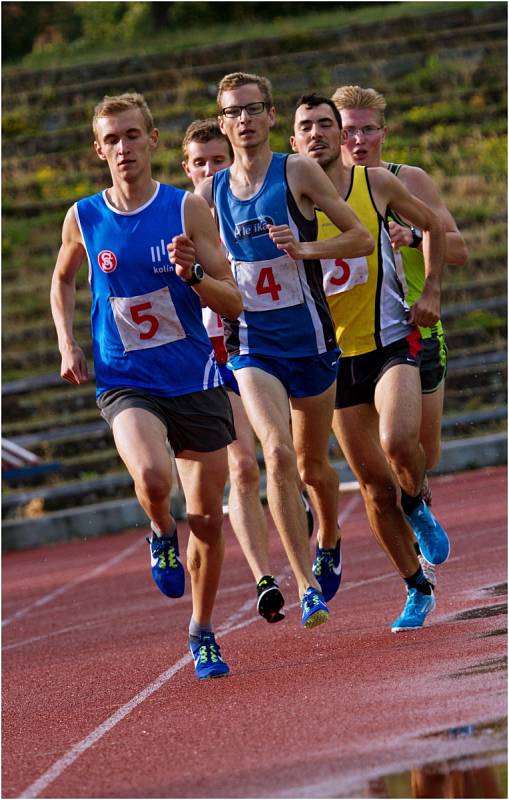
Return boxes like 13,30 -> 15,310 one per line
410,227 -> 423,249
184,262 -> 205,286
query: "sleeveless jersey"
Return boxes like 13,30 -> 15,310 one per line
317,165 -> 410,357
387,162 -> 443,340
75,182 -> 220,398
212,152 -> 337,358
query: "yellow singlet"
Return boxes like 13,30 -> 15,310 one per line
317,166 -> 411,357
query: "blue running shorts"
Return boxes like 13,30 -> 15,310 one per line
228,350 -> 339,399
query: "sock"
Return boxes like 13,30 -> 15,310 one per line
150,521 -> 176,539
404,567 -> 432,596
189,618 -> 213,642
401,489 -> 422,516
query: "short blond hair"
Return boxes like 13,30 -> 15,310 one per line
331,85 -> 386,126
182,118 -> 233,160
93,92 -> 154,138
217,71 -> 273,108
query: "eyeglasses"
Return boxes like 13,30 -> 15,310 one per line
220,101 -> 267,118
343,126 -> 383,138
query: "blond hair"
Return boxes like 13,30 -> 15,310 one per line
182,118 -> 233,160
331,85 -> 386,126
93,92 -> 154,138
217,71 -> 273,108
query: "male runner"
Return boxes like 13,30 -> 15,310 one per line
291,93 -> 450,631
182,118 -> 313,623
197,72 -> 374,629
332,85 -> 468,510
50,93 -> 242,679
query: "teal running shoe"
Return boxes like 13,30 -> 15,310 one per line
312,539 -> 342,601
300,587 -> 329,629
189,632 -> 230,680
405,501 -> 450,565
146,531 -> 185,598
391,587 -> 436,632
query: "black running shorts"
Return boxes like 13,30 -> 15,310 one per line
97,385 -> 235,455
336,329 -> 423,409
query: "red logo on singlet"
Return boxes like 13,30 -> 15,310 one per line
98,250 -> 118,273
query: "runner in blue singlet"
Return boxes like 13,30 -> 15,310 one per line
50,93 -> 242,680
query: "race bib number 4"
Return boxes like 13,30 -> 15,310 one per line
234,253 -> 304,312
322,256 -> 369,296
110,287 -> 186,352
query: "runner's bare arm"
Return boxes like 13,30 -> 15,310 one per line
175,192 -> 242,319
194,176 -> 214,208
376,169 -> 447,328
50,206 -> 89,384
390,165 -> 468,265
273,155 -> 373,260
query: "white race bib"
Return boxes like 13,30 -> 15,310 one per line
202,306 -> 224,338
234,253 -> 304,312
110,287 -> 186,352
322,256 -> 369,296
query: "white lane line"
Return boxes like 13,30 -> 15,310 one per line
3,538 -> 145,628
18,603 -> 258,800
3,622 -> 100,652
17,495 -> 363,797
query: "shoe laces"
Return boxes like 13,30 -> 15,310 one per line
150,536 -> 178,569
302,589 -> 319,610
199,637 -> 220,664
407,587 -> 431,608
314,550 -> 334,577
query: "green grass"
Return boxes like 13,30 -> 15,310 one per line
5,1 -> 490,72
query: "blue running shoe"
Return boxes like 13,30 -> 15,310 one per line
300,587 -> 329,629
301,492 -> 314,539
146,531 -> 185,598
405,500 -> 450,566
391,587 -> 436,632
312,539 -> 342,601
189,632 -> 230,680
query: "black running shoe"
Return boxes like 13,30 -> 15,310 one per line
302,492 -> 314,539
256,575 -> 285,623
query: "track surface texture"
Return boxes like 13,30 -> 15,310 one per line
3,467 -> 507,799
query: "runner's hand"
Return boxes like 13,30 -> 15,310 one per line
168,234 -> 196,281
409,286 -> 440,328
60,343 -> 89,385
389,221 -> 413,250
267,224 -> 302,259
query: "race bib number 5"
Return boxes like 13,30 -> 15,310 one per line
322,256 -> 369,296
110,287 -> 185,352
234,253 -> 304,312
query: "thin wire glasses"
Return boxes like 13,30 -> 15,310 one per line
343,125 -> 383,138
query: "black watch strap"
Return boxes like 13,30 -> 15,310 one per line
410,227 -> 423,248
184,262 -> 205,286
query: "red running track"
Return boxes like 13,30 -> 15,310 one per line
2,466 -> 507,798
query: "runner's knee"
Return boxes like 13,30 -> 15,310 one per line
228,451 -> 260,492
362,479 -> 399,514
134,466 -> 171,504
264,440 -> 297,480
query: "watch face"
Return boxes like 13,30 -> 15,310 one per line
194,263 -> 204,281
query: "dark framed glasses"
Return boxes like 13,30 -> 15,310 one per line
220,101 -> 267,118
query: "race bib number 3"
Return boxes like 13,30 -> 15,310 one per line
322,256 -> 369,296
110,287 -> 186,352
234,254 -> 304,312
